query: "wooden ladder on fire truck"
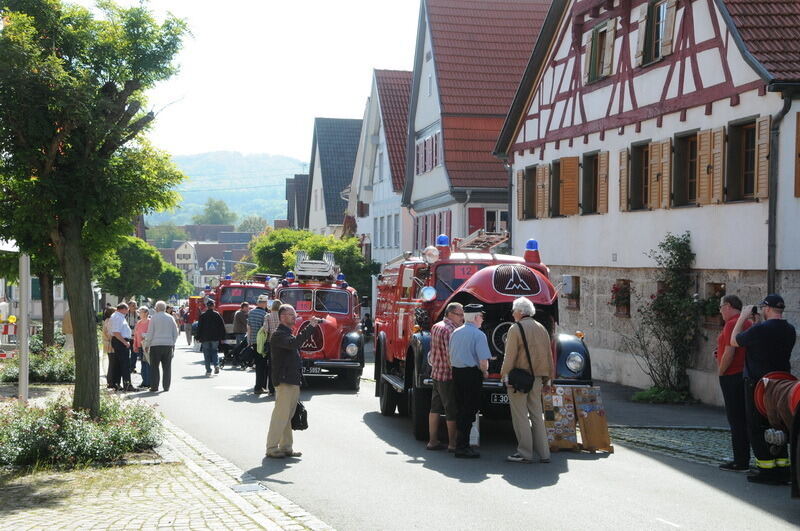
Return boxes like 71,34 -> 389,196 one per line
455,229 -> 509,252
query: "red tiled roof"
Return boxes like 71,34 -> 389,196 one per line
425,0 -> 550,188
427,0 -> 550,116
722,0 -> 800,83
375,69 -> 412,193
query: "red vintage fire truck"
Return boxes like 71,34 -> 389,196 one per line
208,277 -> 272,357
274,252 -> 364,390
374,230 -> 592,440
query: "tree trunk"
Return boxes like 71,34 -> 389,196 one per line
38,269 -> 55,346
52,221 -> 100,416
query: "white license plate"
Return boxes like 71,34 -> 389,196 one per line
490,393 -> 509,405
222,339 -> 238,345
302,366 -> 322,374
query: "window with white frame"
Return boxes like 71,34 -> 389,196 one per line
379,217 -> 385,248
394,214 -> 400,247
373,218 -> 379,248
386,215 -> 393,250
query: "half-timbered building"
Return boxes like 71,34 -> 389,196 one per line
346,69 -> 414,266
496,0 -> 800,403
402,0 -> 551,249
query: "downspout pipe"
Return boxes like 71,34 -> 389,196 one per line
503,160 -> 514,252
767,92 -> 794,293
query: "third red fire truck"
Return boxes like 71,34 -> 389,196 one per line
374,230 -> 592,440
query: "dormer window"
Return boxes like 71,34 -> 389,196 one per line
636,0 -> 677,66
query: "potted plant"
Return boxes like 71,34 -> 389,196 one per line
609,282 -> 631,316
702,295 -> 723,327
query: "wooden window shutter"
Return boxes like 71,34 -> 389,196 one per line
755,115 -> 771,199
425,137 -> 433,172
516,170 -> 525,221
542,164 -> 551,218
661,0 -> 678,58
659,138 -> 673,209
796,113 -> 800,197
619,148 -> 630,212
696,129 -> 712,205
597,151 -> 609,214
535,165 -> 546,218
560,157 -> 580,216
635,5 -> 648,66
711,127 -> 725,203
445,210 -> 451,237
648,140 -> 661,209
602,20 -> 616,77
415,142 -> 422,175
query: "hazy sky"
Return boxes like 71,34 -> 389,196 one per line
78,1 -> 421,162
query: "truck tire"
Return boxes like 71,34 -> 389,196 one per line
410,387 -> 431,441
379,376 -> 397,416
339,369 -> 362,391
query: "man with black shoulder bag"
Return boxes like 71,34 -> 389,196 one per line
500,297 -> 554,464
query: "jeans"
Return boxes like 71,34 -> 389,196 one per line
254,354 -> 273,393
201,341 -> 219,372
235,333 -> 246,345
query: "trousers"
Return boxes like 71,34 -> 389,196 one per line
111,337 -> 131,385
508,378 -> 550,461
452,366 -> 483,450
266,384 -> 301,454
719,373 -> 750,466
744,378 -> 788,470
149,345 -> 173,392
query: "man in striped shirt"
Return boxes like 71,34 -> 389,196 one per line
248,294 -> 270,395
426,302 -> 464,451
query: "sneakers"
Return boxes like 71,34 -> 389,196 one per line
265,451 -> 285,458
506,453 -> 532,464
214,366 -> 220,374
719,461 -> 749,472
205,370 -> 211,376
283,450 -> 302,458
454,447 -> 480,459
254,388 -> 265,395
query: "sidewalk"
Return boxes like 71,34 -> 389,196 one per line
596,380 -> 738,467
0,392 -> 334,531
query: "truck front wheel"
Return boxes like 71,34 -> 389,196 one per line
379,377 -> 398,416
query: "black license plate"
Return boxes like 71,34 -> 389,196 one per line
302,366 -> 322,374
490,393 -> 509,405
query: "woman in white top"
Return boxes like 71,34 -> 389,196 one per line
144,300 -> 179,392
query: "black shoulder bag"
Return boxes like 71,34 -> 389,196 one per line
291,401 -> 308,430
508,324 -> 535,393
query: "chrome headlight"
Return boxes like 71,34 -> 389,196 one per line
345,343 -> 359,357
422,245 -> 439,264
565,352 -> 584,373
420,286 -> 437,302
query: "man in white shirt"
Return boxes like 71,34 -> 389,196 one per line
0,296 -> 9,322
109,302 -> 134,391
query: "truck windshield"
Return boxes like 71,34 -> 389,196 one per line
219,287 -> 268,305
278,288 -> 314,312
434,264 -> 487,301
315,290 -> 349,314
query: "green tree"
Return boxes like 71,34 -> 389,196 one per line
145,262 -> 193,301
237,215 -> 268,234
0,0 -> 187,415
250,228 -> 313,275
96,236 -> 163,301
191,198 -> 237,225
281,234 -> 379,297
147,222 -> 187,248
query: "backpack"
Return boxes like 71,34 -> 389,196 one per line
256,326 -> 269,356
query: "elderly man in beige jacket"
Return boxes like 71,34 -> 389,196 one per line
500,297 -> 554,464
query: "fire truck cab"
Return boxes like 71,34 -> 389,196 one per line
275,252 -> 364,390
374,231 -> 592,440
209,277 -> 271,354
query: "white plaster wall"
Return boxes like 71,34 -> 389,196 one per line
776,105 -> 800,269
307,146 -> 327,234
414,21 -> 442,132
512,88 -> 790,271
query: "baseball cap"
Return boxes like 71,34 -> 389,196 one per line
257,294 -> 270,303
463,303 -> 485,314
759,294 -> 785,309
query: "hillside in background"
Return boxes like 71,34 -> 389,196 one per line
146,151 -> 307,227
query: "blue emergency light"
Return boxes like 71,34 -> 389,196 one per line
285,271 -> 295,280
337,273 -> 346,282
224,275 -> 232,280
436,234 -> 450,246
526,239 -> 539,251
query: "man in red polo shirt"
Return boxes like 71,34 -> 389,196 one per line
716,294 -> 752,471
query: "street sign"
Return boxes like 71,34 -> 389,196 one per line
207,259 -> 218,271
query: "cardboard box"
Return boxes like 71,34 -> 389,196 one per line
573,386 -> 613,453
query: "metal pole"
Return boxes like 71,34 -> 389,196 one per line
18,252 -> 30,403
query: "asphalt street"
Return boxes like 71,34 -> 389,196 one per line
139,339 -> 800,530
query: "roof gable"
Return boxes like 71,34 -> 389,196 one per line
307,118 -> 362,227
718,0 -> 800,83
375,69 -> 412,193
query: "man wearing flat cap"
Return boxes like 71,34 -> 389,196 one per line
731,293 -> 796,484
448,303 -> 492,458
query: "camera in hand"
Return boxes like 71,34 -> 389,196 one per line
751,306 -> 759,316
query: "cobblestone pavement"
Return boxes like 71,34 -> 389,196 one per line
608,426 -> 744,467
0,409 -> 334,530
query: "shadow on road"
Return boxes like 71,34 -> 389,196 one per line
361,411 -> 608,488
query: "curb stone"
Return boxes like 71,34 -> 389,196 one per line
157,417 -> 334,531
